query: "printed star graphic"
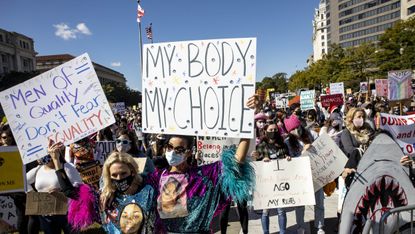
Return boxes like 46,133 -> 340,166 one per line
173,76 -> 181,85
232,70 -> 237,76
247,74 -> 253,81
148,80 -> 153,87
168,126 -> 176,131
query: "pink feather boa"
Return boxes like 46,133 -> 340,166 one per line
67,184 -> 99,230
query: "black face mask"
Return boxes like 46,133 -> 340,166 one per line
111,174 -> 135,193
266,131 -> 278,140
295,110 -> 302,116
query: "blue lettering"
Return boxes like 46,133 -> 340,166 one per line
71,95 -> 100,117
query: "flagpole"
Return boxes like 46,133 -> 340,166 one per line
138,0 -> 144,79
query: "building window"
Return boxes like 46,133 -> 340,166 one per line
408,6 -> 415,15
0,34 -> 3,42
322,49 -> 326,54
321,22 -> 324,27
1,54 -> 7,63
321,35 -> 325,40
322,42 -> 325,46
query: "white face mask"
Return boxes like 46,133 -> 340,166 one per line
353,118 -> 364,128
165,150 -> 186,166
116,143 -> 131,153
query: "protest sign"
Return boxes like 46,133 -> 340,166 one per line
379,113 -> 415,154
302,133 -> 348,191
252,158 -> 315,210
0,196 -> 17,233
266,88 -> 275,101
388,70 -> 413,101
94,141 -> 115,164
288,95 -> 300,106
77,161 -> 102,187
111,102 -> 126,114
375,79 -> 388,97
346,88 -> 352,95
0,147 -> 26,194
0,54 -> 116,164
275,94 -> 288,109
330,82 -> 344,96
256,88 -> 266,102
300,90 -> 315,111
142,38 -> 256,138
25,191 -> 68,215
360,82 -> 368,93
320,94 -> 344,108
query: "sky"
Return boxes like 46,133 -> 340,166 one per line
1,0 -> 318,91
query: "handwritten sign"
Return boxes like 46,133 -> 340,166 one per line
360,82 -> 368,93
78,162 -> 102,187
320,94 -> 344,108
375,79 -> 388,97
0,147 -> 26,194
197,136 -> 238,165
252,158 -> 315,210
300,90 -> 315,110
25,191 -> 68,215
110,102 -> 126,114
302,133 -> 348,191
275,94 -> 288,109
0,54 -> 115,164
379,113 -> 415,154
94,141 -> 115,165
388,70 -> 413,101
142,38 -> 256,138
330,82 -> 344,96
0,196 -> 17,233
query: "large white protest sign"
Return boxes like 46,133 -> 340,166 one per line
0,196 -> 17,232
379,113 -> 415,154
330,82 -> 344,96
94,141 -> 116,165
110,102 -> 126,114
252,158 -> 315,210
0,53 -> 115,164
142,38 -> 256,138
388,70 -> 413,101
300,90 -> 315,111
302,133 -> 348,191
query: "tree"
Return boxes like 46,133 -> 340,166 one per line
102,82 -> 141,106
256,72 -> 288,93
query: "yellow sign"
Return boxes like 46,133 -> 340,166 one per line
0,147 -> 25,193
266,88 -> 275,101
346,88 -> 352,95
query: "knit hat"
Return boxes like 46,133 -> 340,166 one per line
254,112 -> 267,121
329,105 -> 338,114
284,114 -> 301,133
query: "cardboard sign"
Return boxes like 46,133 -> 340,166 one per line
375,79 -> 388,97
0,147 -> 26,194
302,133 -> 348,191
111,102 -> 126,114
25,191 -> 68,215
388,70 -> 413,101
330,82 -> 344,96
360,82 -> 368,93
266,88 -> 275,101
94,141 -> 115,165
142,38 -> 256,138
0,53 -> 116,164
379,113 -> 415,154
0,196 -> 17,233
78,162 -> 102,186
252,158 -> 315,210
300,90 -> 315,111
320,94 -> 344,108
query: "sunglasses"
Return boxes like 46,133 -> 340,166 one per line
165,143 -> 188,154
116,139 -> 131,145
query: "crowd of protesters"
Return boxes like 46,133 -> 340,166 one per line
1,90 -> 415,234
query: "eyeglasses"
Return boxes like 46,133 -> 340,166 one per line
165,143 -> 188,154
116,139 -> 131,145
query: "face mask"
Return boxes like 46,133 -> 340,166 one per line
353,118 -> 364,128
39,155 -> 52,165
256,121 -> 265,129
116,143 -> 131,153
266,131 -> 278,140
112,174 -> 135,193
165,150 -> 186,166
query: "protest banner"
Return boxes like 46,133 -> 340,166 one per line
320,94 -> 344,108
379,113 -> 415,154
375,79 -> 388,97
111,102 -> 126,114
388,70 -> 413,101
0,196 -> 17,233
25,191 -> 68,215
0,147 -> 26,194
301,133 -> 348,191
0,54 -> 116,164
252,157 -> 315,210
142,38 -> 256,138
360,82 -> 368,93
330,82 -> 344,96
300,90 -> 315,111
94,141 -> 115,164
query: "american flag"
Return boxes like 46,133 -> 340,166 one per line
137,3 -> 145,22
145,23 -> 153,40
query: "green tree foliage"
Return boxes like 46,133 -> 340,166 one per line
0,71 -> 40,91
102,82 -> 141,106
256,72 -> 288,93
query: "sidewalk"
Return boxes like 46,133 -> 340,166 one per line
213,193 -> 339,234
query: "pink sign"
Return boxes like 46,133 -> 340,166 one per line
375,79 -> 388,97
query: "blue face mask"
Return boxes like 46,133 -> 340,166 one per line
39,155 -> 52,165
165,150 -> 186,166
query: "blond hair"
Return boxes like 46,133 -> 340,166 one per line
101,152 -> 139,200
345,107 -> 371,145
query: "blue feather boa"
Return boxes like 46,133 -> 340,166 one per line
220,146 -> 256,204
